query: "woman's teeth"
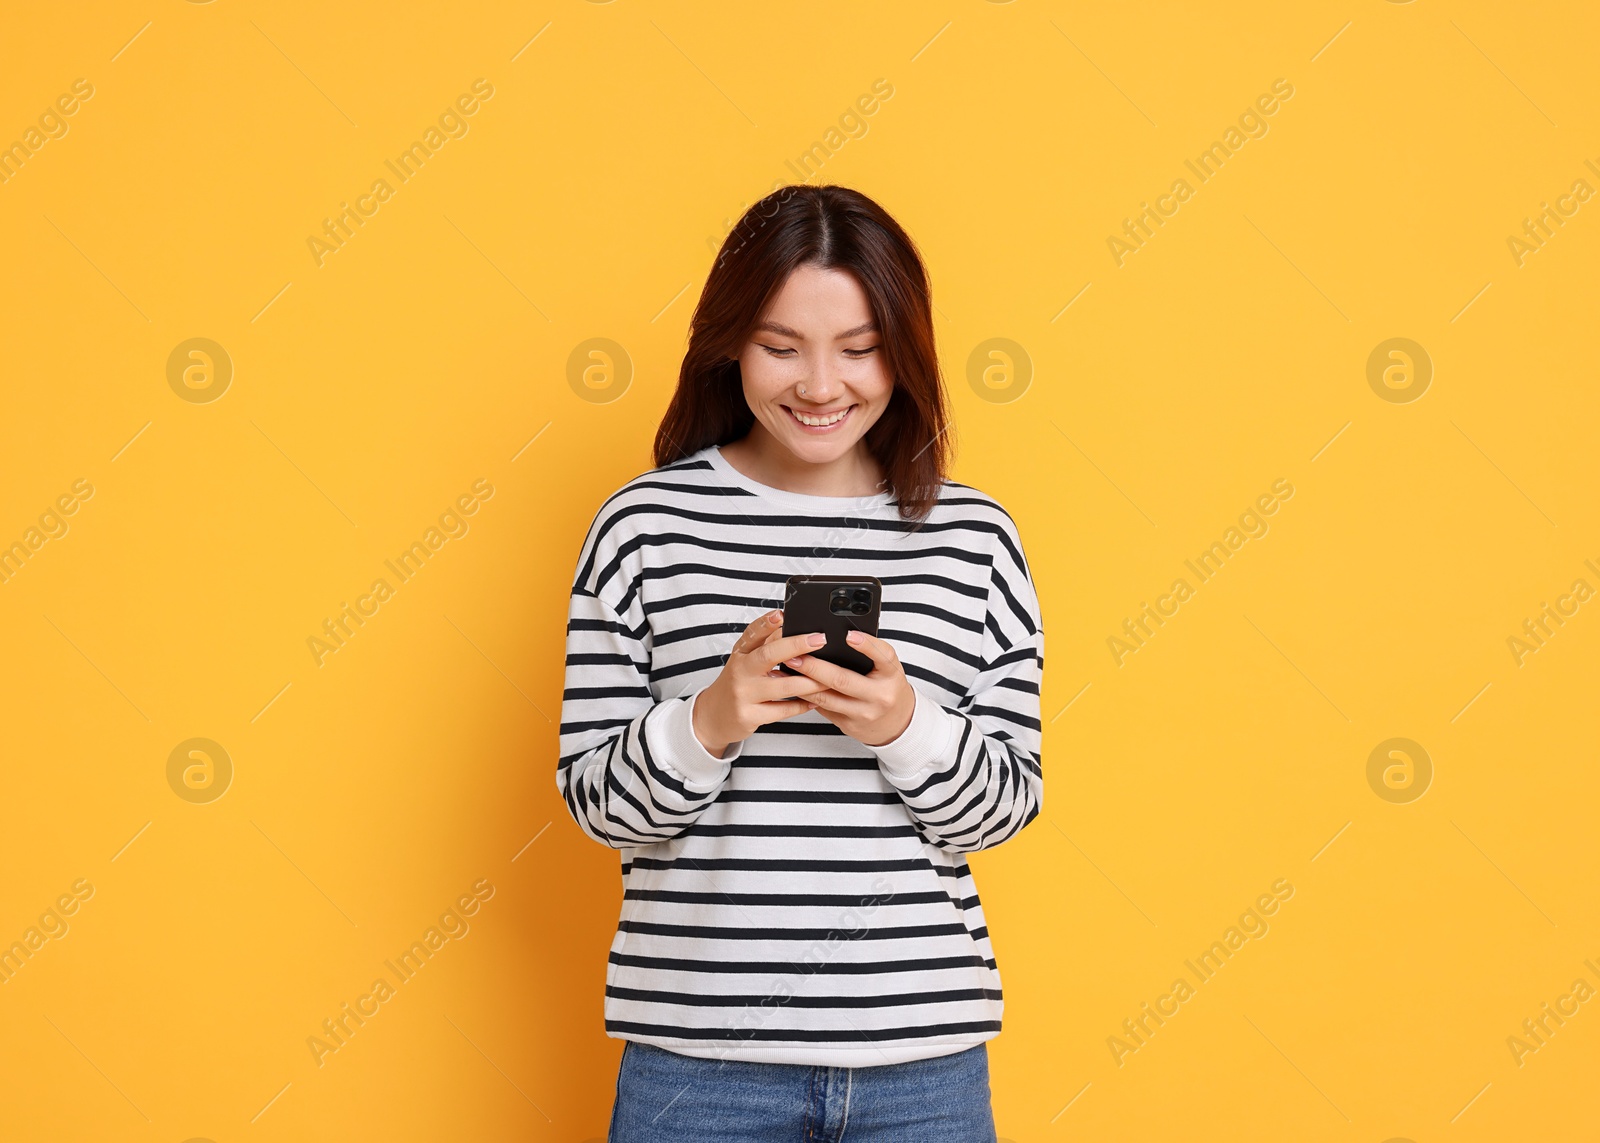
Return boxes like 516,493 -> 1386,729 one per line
791,406 -> 850,427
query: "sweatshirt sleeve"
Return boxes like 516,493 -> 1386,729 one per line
869,513 -> 1043,853
556,586 -> 741,848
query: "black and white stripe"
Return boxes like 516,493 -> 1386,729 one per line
557,445 -> 1044,1066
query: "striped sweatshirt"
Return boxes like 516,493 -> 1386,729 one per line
556,444 -> 1044,1067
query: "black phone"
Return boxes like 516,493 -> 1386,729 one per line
778,575 -> 881,676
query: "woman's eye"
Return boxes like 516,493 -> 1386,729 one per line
760,344 -> 797,357
844,346 -> 879,358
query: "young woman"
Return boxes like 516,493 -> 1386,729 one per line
558,184 -> 1044,1142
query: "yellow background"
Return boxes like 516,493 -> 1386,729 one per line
2,1 -> 1596,1139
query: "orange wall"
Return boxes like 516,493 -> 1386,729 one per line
2,2 -> 1597,1140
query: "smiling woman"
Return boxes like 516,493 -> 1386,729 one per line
719,265 -> 894,490
655,185 -> 949,520
558,185 -> 1044,1142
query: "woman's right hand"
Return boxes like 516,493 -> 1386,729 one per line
691,610 -> 829,758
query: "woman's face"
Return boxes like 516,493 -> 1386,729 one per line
736,264 -> 892,467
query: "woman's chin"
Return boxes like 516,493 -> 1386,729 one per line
775,432 -> 863,465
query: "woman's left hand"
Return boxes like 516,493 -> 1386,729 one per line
783,629 -> 917,747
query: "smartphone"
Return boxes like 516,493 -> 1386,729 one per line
778,575 -> 881,676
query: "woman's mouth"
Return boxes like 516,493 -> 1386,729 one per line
785,404 -> 854,432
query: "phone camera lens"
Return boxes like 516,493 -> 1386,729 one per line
850,601 -> 869,615
852,588 -> 872,604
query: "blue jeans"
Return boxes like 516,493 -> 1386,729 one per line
607,1041 -> 998,1142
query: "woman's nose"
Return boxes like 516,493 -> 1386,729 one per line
798,363 -> 842,401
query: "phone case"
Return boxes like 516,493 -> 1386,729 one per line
779,575 -> 881,676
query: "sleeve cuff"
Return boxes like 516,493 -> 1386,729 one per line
870,685 -> 957,780
653,689 -> 740,787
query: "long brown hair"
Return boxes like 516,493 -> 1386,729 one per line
653,184 -> 951,522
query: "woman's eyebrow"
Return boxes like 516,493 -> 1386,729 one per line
755,320 -> 879,339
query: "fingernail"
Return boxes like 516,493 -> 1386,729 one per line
807,632 -> 825,646
769,611 -> 782,623
845,630 -> 862,644
787,657 -> 804,667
